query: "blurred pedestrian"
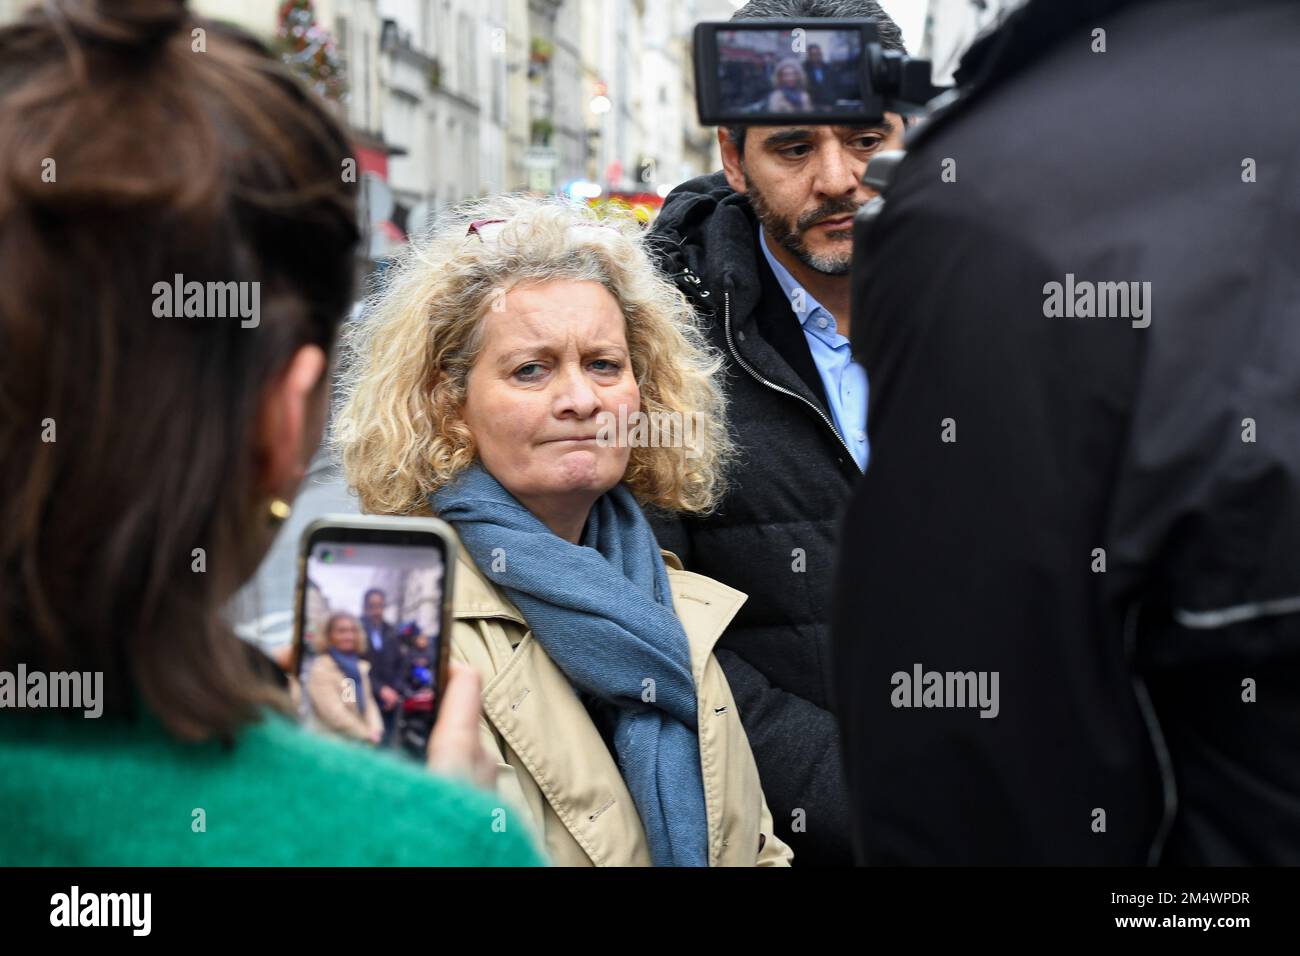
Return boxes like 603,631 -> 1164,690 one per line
766,58 -> 814,113
360,587 -> 403,744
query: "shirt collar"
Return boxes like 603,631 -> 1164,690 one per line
758,227 -> 830,329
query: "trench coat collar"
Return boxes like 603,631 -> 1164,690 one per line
451,545 -> 746,675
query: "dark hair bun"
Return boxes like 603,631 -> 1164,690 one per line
51,0 -> 189,52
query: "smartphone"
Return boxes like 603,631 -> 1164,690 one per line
292,515 -> 456,762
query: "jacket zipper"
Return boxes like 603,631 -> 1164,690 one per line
723,290 -> 857,465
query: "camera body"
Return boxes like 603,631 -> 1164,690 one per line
693,19 -> 941,342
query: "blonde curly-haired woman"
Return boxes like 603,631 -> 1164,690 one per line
304,613 -> 384,746
336,196 -> 791,867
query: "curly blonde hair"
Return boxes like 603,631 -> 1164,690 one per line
334,195 -> 733,517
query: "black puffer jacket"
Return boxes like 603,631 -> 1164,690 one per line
648,173 -> 860,866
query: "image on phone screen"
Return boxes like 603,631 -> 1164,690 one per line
297,537 -> 447,762
714,27 -> 865,117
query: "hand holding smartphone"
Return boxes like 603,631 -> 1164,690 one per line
292,516 -> 457,763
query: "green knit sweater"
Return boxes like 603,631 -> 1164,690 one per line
0,708 -> 545,867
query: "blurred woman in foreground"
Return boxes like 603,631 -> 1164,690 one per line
0,0 -> 540,867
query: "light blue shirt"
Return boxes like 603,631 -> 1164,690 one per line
758,229 -> 869,471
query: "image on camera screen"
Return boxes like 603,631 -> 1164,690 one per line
298,541 -> 446,762
716,28 -> 865,117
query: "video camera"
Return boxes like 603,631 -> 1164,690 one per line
693,18 -> 945,340
692,19 -> 939,128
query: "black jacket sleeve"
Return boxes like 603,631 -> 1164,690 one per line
369,624 -> 404,693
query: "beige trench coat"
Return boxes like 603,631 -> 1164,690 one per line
304,653 -> 384,744
449,541 -> 793,867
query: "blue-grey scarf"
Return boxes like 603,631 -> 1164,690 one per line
431,463 -> 708,867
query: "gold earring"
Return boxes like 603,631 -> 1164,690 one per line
268,497 -> 292,526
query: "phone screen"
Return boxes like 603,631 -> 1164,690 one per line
294,523 -> 451,763
713,26 -> 866,118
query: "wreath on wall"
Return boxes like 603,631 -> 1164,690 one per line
275,0 -> 348,101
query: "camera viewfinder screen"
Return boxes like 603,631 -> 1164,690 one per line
298,540 -> 446,762
715,28 -> 864,117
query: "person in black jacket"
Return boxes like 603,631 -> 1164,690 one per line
360,587 -> 403,746
803,45 -> 834,108
646,0 -> 906,865
834,0 -> 1300,864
